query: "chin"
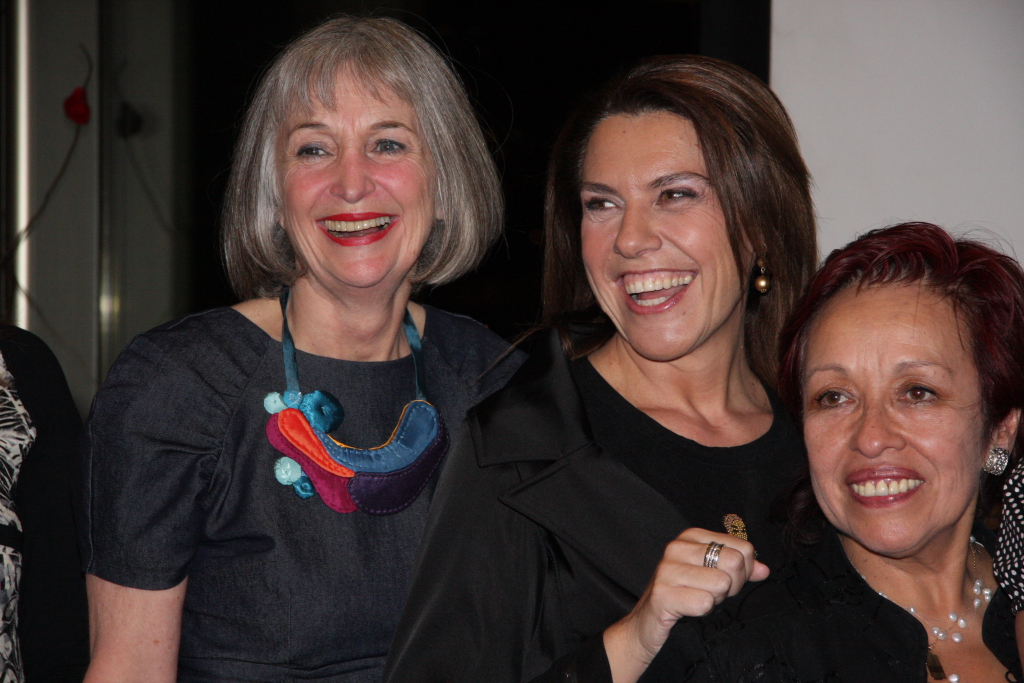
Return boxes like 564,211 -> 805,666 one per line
328,259 -> 411,289
620,331 -> 700,363
839,516 -> 932,559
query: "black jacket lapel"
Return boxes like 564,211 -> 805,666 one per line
472,329 -> 687,598
501,447 -> 686,598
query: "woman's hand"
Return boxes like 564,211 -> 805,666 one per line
603,528 -> 769,683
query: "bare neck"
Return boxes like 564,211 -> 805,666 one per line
233,278 -> 425,362
587,325 -> 771,447
841,516 -> 991,621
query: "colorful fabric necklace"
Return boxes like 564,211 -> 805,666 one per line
264,287 -> 448,514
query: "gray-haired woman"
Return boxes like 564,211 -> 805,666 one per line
78,16 -> 522,682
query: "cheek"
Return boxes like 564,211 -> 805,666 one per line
911,429 -> 984,495
804,419 -> 848,510
379,162 -> 433,207
280,168 -> 328,222
580,223 -> 616,282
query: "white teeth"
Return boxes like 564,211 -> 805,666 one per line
323,216 -> 392,233
850,478 -> 923,497
624,273 -> 695,295
635,295 -> 671,307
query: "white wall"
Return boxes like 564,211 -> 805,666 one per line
20,0 -> 102,414
771,0 -> 1024,259
16,0 -> 185,415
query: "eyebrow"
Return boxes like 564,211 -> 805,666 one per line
894,359 -> 950,374
286,119 -> 415,137
371,120 -> 412,132
580,172 -> 710,195
580,181 -> 618,194
649,172 -> 709,189
288,122 -> 327,136
805,363 -> 846,378
805,359 -> 951,378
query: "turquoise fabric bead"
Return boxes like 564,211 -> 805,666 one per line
299,390 -> 344,432
274,456 -> 303,485
293,474 -> 315,499
264,392 -> 287,414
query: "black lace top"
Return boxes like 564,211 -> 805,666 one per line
641,528 -> 1022,683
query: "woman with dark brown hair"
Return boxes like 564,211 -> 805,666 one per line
384,56 -> 817,683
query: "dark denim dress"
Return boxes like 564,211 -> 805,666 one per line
78,306 -> 522,682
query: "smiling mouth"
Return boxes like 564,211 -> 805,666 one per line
623,273 -> 695,307
850,478 -> 923,497
323,216 -> 394,239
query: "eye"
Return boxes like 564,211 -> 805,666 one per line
296,143 -> 328,157
374,138 -> 406,154
815,390 -> 848,408
582,197 -> 616,212
904,385 -> 936,402
659,187 -> 698,203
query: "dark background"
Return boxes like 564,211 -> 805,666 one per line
187,0 -> 769,339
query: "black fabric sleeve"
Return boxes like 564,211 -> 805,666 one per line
637,620 -> 717,683
0,327 -> 89,681
527,636 -> 613,683
78,326 -> 234,590
382,423 -> 556,683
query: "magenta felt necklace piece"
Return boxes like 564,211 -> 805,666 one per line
263,287 -> 448,514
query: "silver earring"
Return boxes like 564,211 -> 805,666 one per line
983,447 -> 1009,475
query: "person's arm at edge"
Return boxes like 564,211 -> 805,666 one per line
83,575 -> 186,683
1016,612 -> 1024,667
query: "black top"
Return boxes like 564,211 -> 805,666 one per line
641,528 -> 1023,683
572,358 -> 801,570
383,330 -> 806,683
78,306 -> 522,682
0,327 -> 89,681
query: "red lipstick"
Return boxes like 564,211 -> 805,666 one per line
319,213 -> 398,247
322,212 -> 390,221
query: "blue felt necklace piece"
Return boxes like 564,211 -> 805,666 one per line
263,287 -> 449,514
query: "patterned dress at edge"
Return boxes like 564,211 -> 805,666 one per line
0,352 -> 36,682
995,459 -> 1024,613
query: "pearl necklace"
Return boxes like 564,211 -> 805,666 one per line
871,538 -> 992,683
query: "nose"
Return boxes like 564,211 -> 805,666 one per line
330,148 -> 376,204
613,206 -> 660,259
850,401 -> 906,458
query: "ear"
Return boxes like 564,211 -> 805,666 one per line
989,408 -> 1022,453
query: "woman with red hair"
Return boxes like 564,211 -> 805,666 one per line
642,222 -> 1024,681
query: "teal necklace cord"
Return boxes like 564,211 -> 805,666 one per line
278,286 -> 427,405
264,286 -> 449,514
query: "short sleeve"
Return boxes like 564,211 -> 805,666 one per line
995,458 -> 1024,613
77,312 -> 260,590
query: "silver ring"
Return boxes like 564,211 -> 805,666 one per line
703,542 -> 725,569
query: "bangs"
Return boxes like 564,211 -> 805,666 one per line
277,41 -> 416,126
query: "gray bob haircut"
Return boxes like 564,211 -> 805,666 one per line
221,16 -> 503,300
